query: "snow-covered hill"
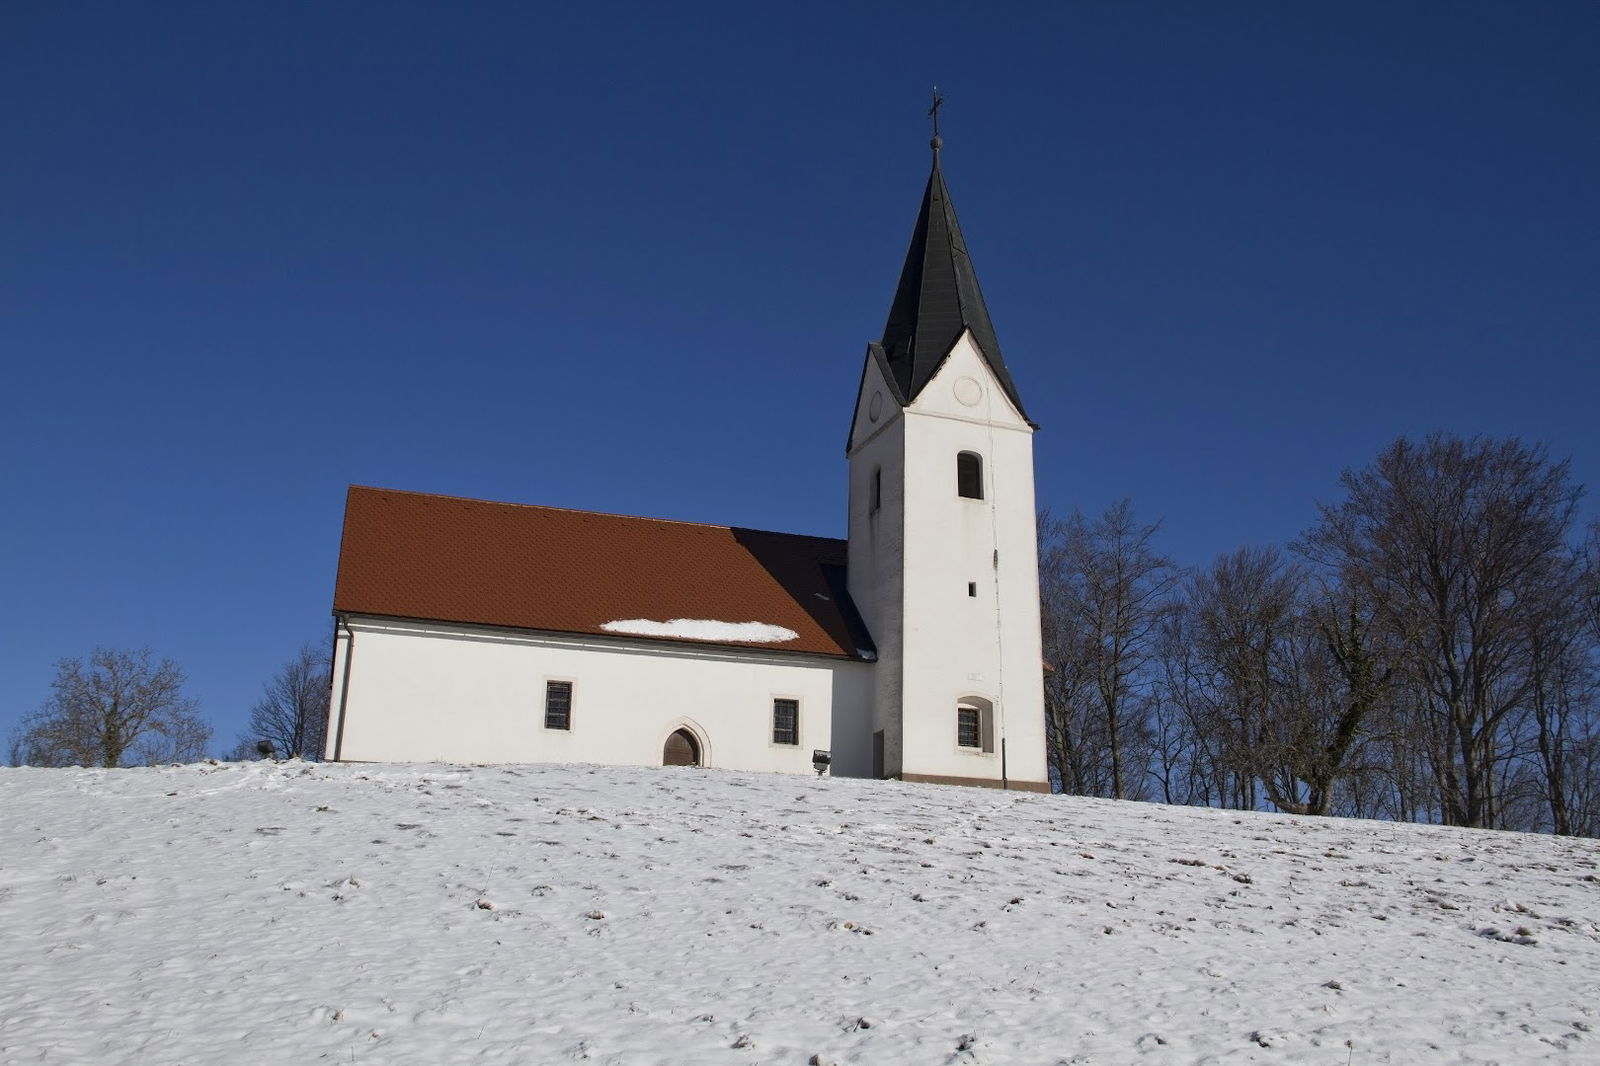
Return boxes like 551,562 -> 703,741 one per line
2,761 -> 1597,1064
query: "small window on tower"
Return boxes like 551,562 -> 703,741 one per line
957,452 -> 984,500
870,466 -> 882,513
956,697 -> 996,753
544,681 -> 572,731
968,582 -> 977,597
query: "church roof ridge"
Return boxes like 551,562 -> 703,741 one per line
345,484 -> 846,547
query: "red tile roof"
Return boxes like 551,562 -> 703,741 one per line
333,486 -> 872,659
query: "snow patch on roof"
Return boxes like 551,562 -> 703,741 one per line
600,618 -> 800,644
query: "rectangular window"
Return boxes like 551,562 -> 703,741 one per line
957,706 -> 981,748
772,698 -> 799,745
870,467 -> 882,513
967,581 -> 977,597
544,681 -> 572,730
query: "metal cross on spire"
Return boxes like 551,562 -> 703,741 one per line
928,87 -> 945,159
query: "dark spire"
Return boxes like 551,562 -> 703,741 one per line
878,97 -> 1029,421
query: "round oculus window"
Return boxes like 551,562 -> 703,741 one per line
868,391 -> 883,422
954,377 -> 984,407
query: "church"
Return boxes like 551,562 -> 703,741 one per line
323,127 -> 1050,792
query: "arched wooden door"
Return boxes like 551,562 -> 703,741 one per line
663,728 -> 700,767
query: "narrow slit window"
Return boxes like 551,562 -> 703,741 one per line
544,681 -> 572,730
967,582 -> 977,597
772,698 -> 799,745
870,466 -> 882,513
957,452 -> 984,499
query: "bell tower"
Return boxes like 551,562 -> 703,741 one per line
844,101 -> 1049,791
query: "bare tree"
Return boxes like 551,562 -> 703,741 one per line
1585,523 -> 1600,643
1285,584 -> 1398,816
233,642 -> 331,760
1299,434 -> 1584,828
1039,502 -> 1179,798
9,648 -> 210,767
1149,610 -> 1218,806
1520,538 -> 1600,834
1040,512 -> 1100,793
1150,551 -> 1371,815
1182,546 -> 1300,810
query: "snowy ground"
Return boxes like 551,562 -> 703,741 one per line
2,762 -> 1598,1065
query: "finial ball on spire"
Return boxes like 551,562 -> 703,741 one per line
931,134 -> 943,151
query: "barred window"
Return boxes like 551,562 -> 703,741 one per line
772,698 -> 799,746
544,681 -> 572,730
957,706 -> 981,748
957,452 -> 984,500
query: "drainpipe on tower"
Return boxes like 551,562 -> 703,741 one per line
331,615 -> 355,762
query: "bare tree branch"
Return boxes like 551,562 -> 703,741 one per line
9,648 -> 210,767
1297,433 -> 1584,828
231,642 -> 332,760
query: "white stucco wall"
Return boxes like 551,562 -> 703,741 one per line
900,335 -> 1047,786
846,332 -> 1049,788
327,617 -> 874,777
846,352 -> 907,777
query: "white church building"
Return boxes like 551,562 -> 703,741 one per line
324,131 -> 1050,792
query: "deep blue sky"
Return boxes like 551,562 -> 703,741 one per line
4,2 -> 1597,754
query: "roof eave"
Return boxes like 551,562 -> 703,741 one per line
333,610 -> 877,663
